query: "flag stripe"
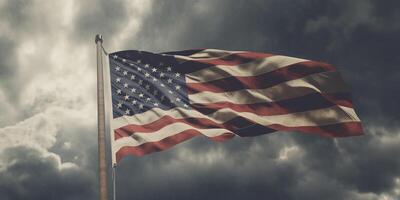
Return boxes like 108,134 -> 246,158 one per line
174,51 -> 275,73
175,51 -> 274,65
115,129 -> 234,162
193,92 -> 353,115
187,61 -> 336,94
114,117 -> 228,138
114,121 -> 362,162
186,55 -> 307,83
188,70 -> 348,104
109,49 -> 363,163
114,112 -> 361,141
182,49 -> 245,59
230,121 -> 363,137
162,49 -> 206,56
114,122 -> 234,146
113,125 -> 234,152
111,105 -> 359,133
113,92 -> 353,137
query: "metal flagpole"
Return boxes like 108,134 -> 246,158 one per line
112,164 -> 117,200
95,34 -> 109,200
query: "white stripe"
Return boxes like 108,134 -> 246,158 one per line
187,49 -> 244,59
188,71 -> 347,104
186,55 -> 307,83
112,105 -> 359,153
112,123 -> 231,152
172,49 -> 244,61
174,49 -> 244,60
112,105 -> 360,131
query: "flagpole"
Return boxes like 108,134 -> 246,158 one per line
95,34 -> 109,200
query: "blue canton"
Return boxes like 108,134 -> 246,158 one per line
109,50 -> 190,118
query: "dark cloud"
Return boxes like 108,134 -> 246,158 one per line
116,0 -> 400,199
0,35 -> 17,104
0,146 -> 96,200
0,0 -> 399,200
71,0 -> 131,42
132,0 -> 400,124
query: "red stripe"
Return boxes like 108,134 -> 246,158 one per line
115,121 -> 362,162
114,116 -> 227,139
177,52 -> 274,73
163,49 -> 206,56
114,117 -> 361,140
322,93 -> 354,108
114,115 -> 265,140
115,129 -> 234,162
115,91 -> 347,139
269,122 -> 364,137
114,103 -> 357,141
191,52 -> 274,66
231,121 -> 363,138
192,92 -> 353,115
187,61 -> 336,94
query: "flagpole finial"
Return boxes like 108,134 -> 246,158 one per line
95,34 -> 103,44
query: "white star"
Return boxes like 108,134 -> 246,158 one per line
115,66 -> 120,71
117,89 -> 122,94
132,100 -> 137,105
116,78 -> 121,83
160,72 -> 165,77
146,97 -> 151,102
152,78 -> 158,82
145,85 -> 150,90
175,72 -> 180,77
152,68 -> 157,72
154,103 -> 159,106
160,83 -> 165,87
123,71 -> 128,76
139,93 -> 144,98
139,104 -> 144,109
175,85 -> 181,90
113,55 -> 118,59
124,95 -> 130,100
144,72 -> 150,77
117,102 -> 122,108
168,90 -> 173,94
124,83 -> 128,88
138,80 -> 143,85
131,88 -> 136,93
137,67 -> 142,71
122,58 -> 126,62
144,64 -> 150,68
137,60 -> 141,63
130,75 -> 136,80
129,63 -> 134,66
176,98 -> 181,102
183,104 -> 189,108
167,79 -> 173,83
167,67 -> 172,71
125,109 -> 130,115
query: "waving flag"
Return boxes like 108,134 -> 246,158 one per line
107,49 -> 363,163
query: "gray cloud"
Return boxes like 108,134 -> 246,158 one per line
0,0 -> 399,200
0,146 -> 96,200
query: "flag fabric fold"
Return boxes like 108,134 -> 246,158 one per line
107,49 -> 363,163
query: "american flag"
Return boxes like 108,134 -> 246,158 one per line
108,49 -> 363,163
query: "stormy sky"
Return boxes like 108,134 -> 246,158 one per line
0,0 -> 399,199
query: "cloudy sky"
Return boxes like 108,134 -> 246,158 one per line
0,0 -> 399,199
